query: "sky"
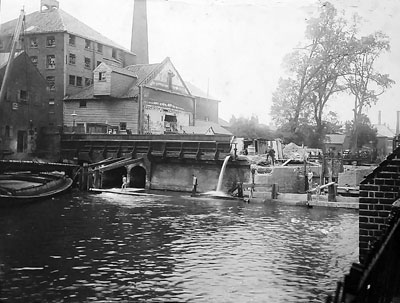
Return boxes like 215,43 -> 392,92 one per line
1,0 -> 399,129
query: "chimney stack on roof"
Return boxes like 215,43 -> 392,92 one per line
378,110 -> 381,125
40,0 -> 59,12
131,0 -> 149,64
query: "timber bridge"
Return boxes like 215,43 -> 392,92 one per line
60,133 -> 249,192
60,133 -> 234,164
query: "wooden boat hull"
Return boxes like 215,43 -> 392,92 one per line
0,173 -> 73,207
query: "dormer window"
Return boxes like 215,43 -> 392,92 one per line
98,72 -> 106,81
46,36 -> 55,47
30,37 -> 38,48
85,39 -> 91,50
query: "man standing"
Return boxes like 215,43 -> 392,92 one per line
191,174 -> 198,196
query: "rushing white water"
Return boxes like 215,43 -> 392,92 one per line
216,155 -> 231,192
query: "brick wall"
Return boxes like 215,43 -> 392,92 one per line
359,146 -> 400,263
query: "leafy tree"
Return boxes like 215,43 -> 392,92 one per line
271,2 -> 393,150
345,114 -> 377,149
343,32 -> 395,151
228,115 -> 275,139
271,2 -> 350,147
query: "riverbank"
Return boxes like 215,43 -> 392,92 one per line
249,192 -> 359,209
90,187 -> 358,209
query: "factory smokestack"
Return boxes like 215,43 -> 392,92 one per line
397,111 -> 400,135
378,110 -> 381,125
131,0 -> 149,64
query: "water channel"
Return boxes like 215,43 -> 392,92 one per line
0,190 -> 358,302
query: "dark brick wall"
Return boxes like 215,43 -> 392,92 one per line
359,147 -> 400,263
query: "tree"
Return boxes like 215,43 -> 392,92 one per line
343,32 -> 395,151
271,2 -> 350,147
228,115 -> 274,139
345,114 -> 377,149
271,2 -> 393,150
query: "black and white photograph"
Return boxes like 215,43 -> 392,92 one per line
0,0 -> 399,301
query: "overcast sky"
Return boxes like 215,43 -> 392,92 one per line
1,0 -> 399,129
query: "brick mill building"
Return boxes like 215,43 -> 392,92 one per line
0,0 -> 136,129
0,51 -> 50,158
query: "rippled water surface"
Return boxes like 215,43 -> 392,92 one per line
0,191 -> 358,302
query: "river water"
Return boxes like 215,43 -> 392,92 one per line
0,190 -> 358,303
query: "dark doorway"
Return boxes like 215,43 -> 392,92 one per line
102,167 -> 127,188
129,166 -> 146,188
17,131 -> 27,153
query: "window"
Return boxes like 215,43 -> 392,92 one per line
76,76 -> 82,87
19,90 -> 27,102
30,56 -> 38,67
30,37 -> 38,48
69,34 -> 75,46
46,55 -> 56,69
98,72 -> 106,81
85,39 -> 91,50
85,77 -> 92,86
69,75 -> 76,86
167,71 -> 175,90
97,43 -> 103,53
84,57 -> 91,69
112,48 -> 117,59
46,76 -> 56,91
46,36 -> 55,47
120,122 -> 127,131
79,100 -> 87,108
49,99 -> 55,115
69,53 -> 76,65
5,125 -> 11,138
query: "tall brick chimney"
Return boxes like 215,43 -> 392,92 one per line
131,0 -> 149,64
397,111 -> 400,135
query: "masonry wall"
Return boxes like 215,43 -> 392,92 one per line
359,146 -> 400,263
150,160 -> 250,192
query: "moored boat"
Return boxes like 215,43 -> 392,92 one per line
0,172 -> 73,207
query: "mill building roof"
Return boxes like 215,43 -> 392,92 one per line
1,8 -> 131,52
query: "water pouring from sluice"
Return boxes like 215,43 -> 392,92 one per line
202,155 -> 235,199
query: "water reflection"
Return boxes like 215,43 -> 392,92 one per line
0,191 -> 358,302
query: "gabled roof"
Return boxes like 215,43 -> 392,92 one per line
1,8 -> 131,52
125,63 -> 161,84
95,62 -> 137,78
185,82 -> 219,101
373,124 -> 395,138
325,134 -> 347,145
182,120 -> 232,136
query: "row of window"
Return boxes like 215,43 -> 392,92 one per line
30,54 -> 100,70
69,75 -> 92,87
29,34 -> 118,59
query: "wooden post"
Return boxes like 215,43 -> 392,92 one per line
93,169 -> 101,189
80,163 -> 89,191
272,183 -> 278,199
328,183 -> 337,202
